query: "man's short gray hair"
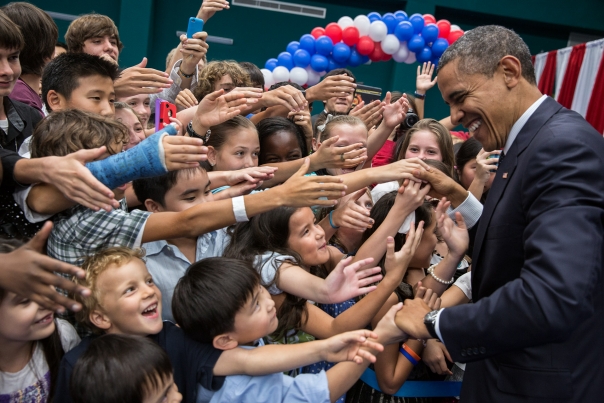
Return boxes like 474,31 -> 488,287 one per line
438,25 -> 536,85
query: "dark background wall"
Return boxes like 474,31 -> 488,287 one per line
8,0 -> 604,119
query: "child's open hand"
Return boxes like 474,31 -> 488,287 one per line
435,198 -> 469,259
313,135 -> 367,170
383,220 -> 424,280
321,329 -> 384,364
394,180 -> 431,212
324,256 -> 383,304
194,88 -> 261,129
331,189 -> 374,231
423,339 -> 453,375
415,281 -> 442,311
175,88 -> 198,111
226,166 -> 277,187
162,135 -> 208,171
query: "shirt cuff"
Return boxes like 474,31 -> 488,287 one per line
434,308 -> 445,343
447,192 -> 483,229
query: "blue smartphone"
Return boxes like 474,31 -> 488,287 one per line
187,17 -> 204,38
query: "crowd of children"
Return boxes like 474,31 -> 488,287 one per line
0,1 -> 498,402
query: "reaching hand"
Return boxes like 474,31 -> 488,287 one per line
287,108 -> 313,143
415,281 -> 442,311
162,135 -> 208,170
349,99 -> 384,129
114,58 -> 172,97
225,166 -> 277,186
435,199 -> 469,259
324,257 -> 383,303
175,88 -> 198,110
44,148 -> 119,212
394,283 -> 436,339
0,222 -> 91,314
197,0 -> 230,22
322,329 -> 384,364
381,93 -> 410,129
423,339 -> 453,375
313,135 -> 367,170
331,189 -> 374,231
416,62 -> 437,94
383,219 -> 424,279
306,74 -> 356,102
276,158 -> 347,207
260,85 -> 306,112
179,32 -> 209,72
474,148 -> 500,185
373,302 -> 409,346
394,180 -> 431,212
194,88 -> 262,129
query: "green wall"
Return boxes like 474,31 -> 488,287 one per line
9,0 -> 604,119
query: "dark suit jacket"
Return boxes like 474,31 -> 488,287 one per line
439,97 -> 604,402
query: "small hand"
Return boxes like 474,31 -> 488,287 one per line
435,199 -> 469,259
373,302 -> 409,346
313,135 -> 367,170
349,99 -> 384,130
416,62 -> 437,94
322,329 -> 384,364
175,88 -> 198,110
306,74 -> 356,102
114,58 -> 172,97
198,0 -> 230,22
324,256 -> 383,303
383,219 -> 424,279
331,189 -> 374,231
162,135 -> 208,170
194,88 -> 261,129
474,148 -> 500,185
423,339 -> 453,375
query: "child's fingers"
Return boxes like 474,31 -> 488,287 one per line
422,287 -> 434,304
415,286 -> 426,299
356,349 -> 378,363
356,273 -> 383,288
454,212 -> 467,230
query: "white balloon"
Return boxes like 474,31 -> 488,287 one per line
260,68 -> 274,90
368,20 -> 388,42
404,51 -> 416,64
318,70 -> 327,77
289,67 -> 309,85
364,59 -> 372,65
338,16 -> 354,29
381,34 -> 401,55
272,66 -> 290,83
392,43 -> 410,63
354,15 -> 371,36
305,66 -> 321,86
450,24 -> 461,32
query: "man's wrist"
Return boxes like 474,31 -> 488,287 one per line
447,186 -> 469,208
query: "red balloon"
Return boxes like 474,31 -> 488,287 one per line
325,22 -> 343,43
342,26 -> 360,46
311,27 -> 325,39
382,53 -> 392,61
357,36 -> 375,56
436,20 -> 451,39
423,14 -> 436,25
447,30 -> 464,45
369,42 -> 385,61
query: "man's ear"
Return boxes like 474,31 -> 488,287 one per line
144,199 -> 164,213
499,55 -> 522,89
206,146 -> 217,167
90,308 -> 112,331
213,333 -> 239,351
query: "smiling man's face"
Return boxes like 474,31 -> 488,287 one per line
438,59 -> 515,151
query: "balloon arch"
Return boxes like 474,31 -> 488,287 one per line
261,11 -> 464,89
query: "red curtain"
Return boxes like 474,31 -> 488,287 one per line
537,50 -> 557,96
558,43 -> 586,108
585,55 -> 604,134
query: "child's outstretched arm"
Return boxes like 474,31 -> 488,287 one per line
298,229 -> 424,340
374,285 -> 442,394
275,257 -> 382,305
325,303 -> 408,403
214,329 -> 382,376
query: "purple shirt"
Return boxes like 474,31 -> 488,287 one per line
10,79 -> 44,117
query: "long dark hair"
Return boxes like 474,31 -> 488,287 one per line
224,207 -> 310,339
0,238 -> 65,400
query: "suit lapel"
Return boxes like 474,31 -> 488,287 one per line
471,97 -> 564,293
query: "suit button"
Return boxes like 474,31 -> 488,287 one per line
466,348 -> 473,356
461,349 -> 466,357
479,347 -> 486,354
473,347 -> 479,355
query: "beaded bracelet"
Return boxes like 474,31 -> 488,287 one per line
427,264 -> 455,285
328,210 -> 340,229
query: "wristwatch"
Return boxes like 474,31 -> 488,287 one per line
423,309 -> 440,339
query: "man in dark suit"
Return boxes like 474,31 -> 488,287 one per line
395,25 -> 604,402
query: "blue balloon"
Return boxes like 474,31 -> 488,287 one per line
277,52 -> 294,70
315,35 -> 334,56
422,24 -> 439,44
394,10 -> 408,22
407,34 -> 425,53
264,58 -> 278,71
286,41 -> 300,55
431,56 -> 440,68
360,55 -> 370,64
416,46 -> 433,63
381,13 -> 398,34
293,49 -> 311,67
431,38 -> 449,57
332,43 -> 351,63
409,13 -> 425,34
348,48 -> 362,67
395,21 -> 414,42
299,34 -> 316,55
310,54 -> 329,72
328,58 -> 346,72
367,12 -> 382,22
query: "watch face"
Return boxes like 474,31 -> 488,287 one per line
425,310 -> 439,322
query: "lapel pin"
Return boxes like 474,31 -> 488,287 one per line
502,173 -> 508,179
